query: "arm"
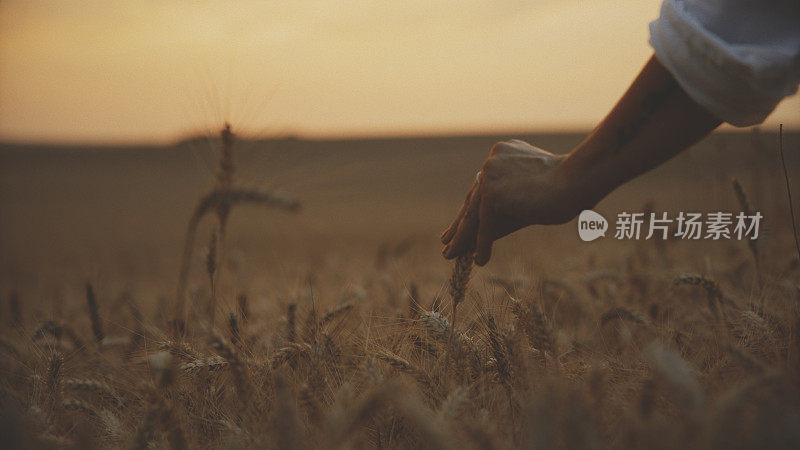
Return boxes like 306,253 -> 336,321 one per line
441,55 -> 721,265
560,55 -> 721,207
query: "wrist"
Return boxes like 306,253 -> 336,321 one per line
556,149 -> 608,212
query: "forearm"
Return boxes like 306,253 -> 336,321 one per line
559,55 -> 721,208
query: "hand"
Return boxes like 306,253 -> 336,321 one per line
440,140 -> 584,266
441,56 -> 722,266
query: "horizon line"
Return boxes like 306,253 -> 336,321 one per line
1,124 -> 796,148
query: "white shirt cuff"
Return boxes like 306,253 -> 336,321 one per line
649,0 -> 800,127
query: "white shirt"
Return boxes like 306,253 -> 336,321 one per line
649,0 -> 800,126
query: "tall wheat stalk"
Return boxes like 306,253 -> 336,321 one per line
173,125 -> 300,328
731,178 -> 761,284
85,282 -> 104,344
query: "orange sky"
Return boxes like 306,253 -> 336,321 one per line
1,0 -> 798,144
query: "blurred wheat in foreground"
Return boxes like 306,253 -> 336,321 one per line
5,250 -> 800,449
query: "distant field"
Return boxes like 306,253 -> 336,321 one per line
1,131 -> 796,276
1,130 -> 799,448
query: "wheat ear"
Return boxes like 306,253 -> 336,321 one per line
449,255 -> 473,333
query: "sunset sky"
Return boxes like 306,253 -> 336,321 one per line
1,0 -> 798,144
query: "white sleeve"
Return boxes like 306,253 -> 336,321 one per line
649,0 -> 800,127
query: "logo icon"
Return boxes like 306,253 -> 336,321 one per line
578,210 -> 607,241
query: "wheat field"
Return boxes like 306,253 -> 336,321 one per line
1,129 -> 799,449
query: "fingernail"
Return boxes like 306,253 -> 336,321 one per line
443,246 -> 455,259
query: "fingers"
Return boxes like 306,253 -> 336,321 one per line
444,144 -> 499,246
474,204 -> 495,266
443,185 -> 482,259
475,206 -> 528,265
474,232 -> 493,266
441,182 -> 477,245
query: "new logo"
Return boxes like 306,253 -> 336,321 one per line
578,210 -> 608,241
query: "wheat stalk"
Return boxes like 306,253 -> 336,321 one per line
320,303 -> 354,327
63,378 -> 119,406
34,321 -> 85,353
205,229 -> 218,324
675,273 -> 727,320
271,342 -> 312,368
134,352 -> 187,450
228,312 -> 241,348
237,293 -> 249,328
47,352 -> 62,395
209,330 -> 251,402
179,355 -> 228,372
286,302 -> 297,344
449,255 -> 473,332
732,178 -> 761,283
85,282 -> 105,344
158,340 -> 201,361
509,296 -> 555,355
61,398 -> 98,417
375,349 -> 435,395
600,307 -> 648,327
